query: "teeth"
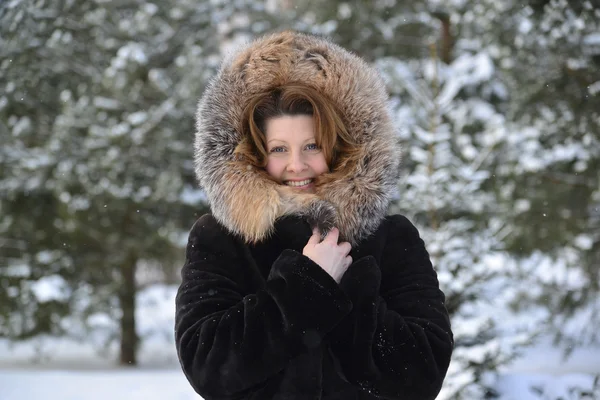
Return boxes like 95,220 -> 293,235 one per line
285,179 -> 312,187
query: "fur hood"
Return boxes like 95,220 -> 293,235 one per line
194,31 -> 401,245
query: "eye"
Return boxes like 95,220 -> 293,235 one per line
269,146 -> 285,153
305,143 -> 320,151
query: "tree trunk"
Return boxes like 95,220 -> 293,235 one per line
431,11 -> 454,65
119,251 -> 138,366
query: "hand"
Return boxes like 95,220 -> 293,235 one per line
302,227 -> 352,283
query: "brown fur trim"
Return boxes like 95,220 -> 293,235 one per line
194,31 -> 401,245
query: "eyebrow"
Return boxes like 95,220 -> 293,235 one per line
267,138 -> 315,144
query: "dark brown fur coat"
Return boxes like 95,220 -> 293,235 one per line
176,31 -> 453,400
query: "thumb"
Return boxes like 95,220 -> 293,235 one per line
306,227 -> 321,245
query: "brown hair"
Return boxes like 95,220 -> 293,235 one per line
235,84 -> 359,176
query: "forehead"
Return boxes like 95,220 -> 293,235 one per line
265,115 -> 315,142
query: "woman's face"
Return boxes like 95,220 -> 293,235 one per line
264,115 -> 329,192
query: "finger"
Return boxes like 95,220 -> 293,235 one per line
339,242 -> 352,255
344,255 -> 353,268
306,228 -> 321,245
324,227 -> 339,244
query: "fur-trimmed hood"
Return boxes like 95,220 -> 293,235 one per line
194,31 -> 401,245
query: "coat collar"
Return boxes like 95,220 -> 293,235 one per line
194,31 -> 401,246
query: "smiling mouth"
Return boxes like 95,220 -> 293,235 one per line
284,179 -> 314,187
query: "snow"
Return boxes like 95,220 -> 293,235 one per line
583,33 -> 600,46
588,80 -> 600,96
143,3 -> 158,15
519,18 -> 533,35
92,97 -> 121,110
0,283 -> 598,400
3,264 -> 30,277
514,199 -> 531,213
180,186 -> 207,205
337,3 -> 352,19
127,111 -> 148,126
0,286 -> 181,370
116,44 -> 148,65
437,52 -> 495,111
0,370 -> 198,400
574,234 -> 593,250
12,116 -> 32,136
503,336 -> 600,376
30,275 -> 71,302
496,373 -> 598,400
6,354 -> 596,400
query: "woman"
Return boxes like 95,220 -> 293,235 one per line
175,31 -> 453,400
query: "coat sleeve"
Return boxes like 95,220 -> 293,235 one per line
175,214 -> 353,399
327,214 -> 453,400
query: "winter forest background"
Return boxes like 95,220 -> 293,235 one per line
1,0 -> 599,399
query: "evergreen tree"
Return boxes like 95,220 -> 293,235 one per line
379,30 -> 539,400
0,0 -> 218,364
493,0 -> 600,352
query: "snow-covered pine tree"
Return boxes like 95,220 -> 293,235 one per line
0,0 -> 223,364
379,31 -> 543,400
386,1 -> 600,397
495,0 -> 600,353
1,0 -> 94,346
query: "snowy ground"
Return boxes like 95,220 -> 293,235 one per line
0,370 -> 197,400
494,340 -> 600,400
1,284 -> 598,400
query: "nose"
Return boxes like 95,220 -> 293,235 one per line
286,151 -> 308,173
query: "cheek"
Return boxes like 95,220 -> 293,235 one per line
313,155 -> 329,174
265,159 -> 282,177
